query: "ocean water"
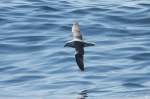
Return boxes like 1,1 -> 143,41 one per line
0,0 -> 150,99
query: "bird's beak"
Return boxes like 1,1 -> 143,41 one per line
64,44 -> 67,47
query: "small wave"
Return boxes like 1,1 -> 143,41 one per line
0,66 -> 16,72
0,43 -> 48,54
138,3 -> 150,8
1,75 -> 45,84
36,5 -> 60,12
130,52 -> 150,61
122,83 -> 145,88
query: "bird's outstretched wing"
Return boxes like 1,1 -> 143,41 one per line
75,54 -> 84,71
72,22 -> 83,40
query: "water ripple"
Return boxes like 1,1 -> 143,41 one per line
0,0 -> 150,98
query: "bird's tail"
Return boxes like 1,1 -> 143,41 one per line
83,41 -> 95,47
64,40 -> 95,48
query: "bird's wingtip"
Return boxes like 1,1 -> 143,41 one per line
80,68 -> 84,71
75,54 -> 84,71
73,20 -> 78,24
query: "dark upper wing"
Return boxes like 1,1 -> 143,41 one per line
75,54 -> 84,71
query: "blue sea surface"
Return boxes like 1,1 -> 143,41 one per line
0,0 -> 150,99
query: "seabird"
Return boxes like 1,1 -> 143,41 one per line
64,21 -> 95,71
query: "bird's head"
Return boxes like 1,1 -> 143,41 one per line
64,41 -> 74,47
64,42 -> 71,47
64,43 -> 68,47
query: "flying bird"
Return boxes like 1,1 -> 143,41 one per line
64,21 -> 95,71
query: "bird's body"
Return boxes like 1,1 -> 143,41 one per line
64,22 -> 94,71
